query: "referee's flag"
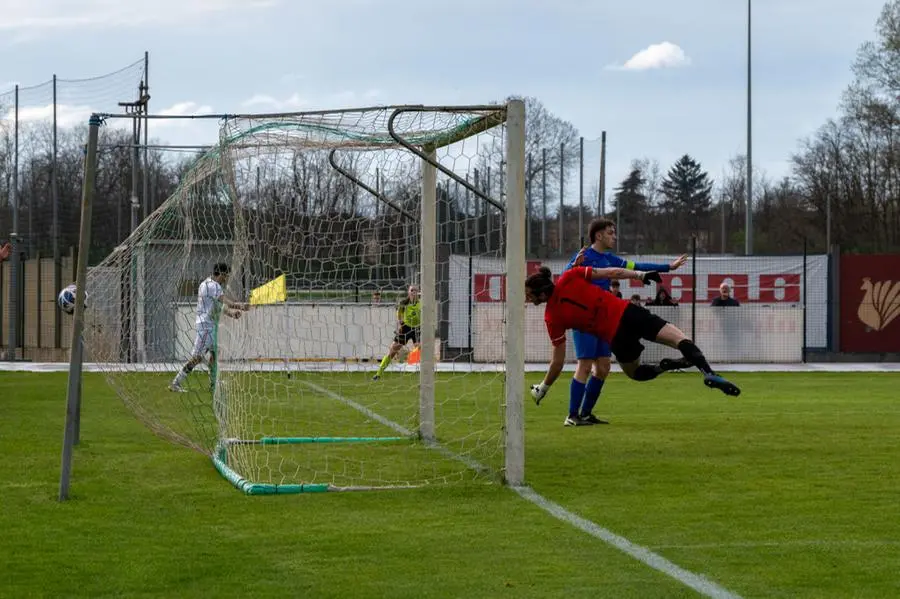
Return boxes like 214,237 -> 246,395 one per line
250,274 -> 287,305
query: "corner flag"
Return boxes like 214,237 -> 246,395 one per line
249,274 -> 287,305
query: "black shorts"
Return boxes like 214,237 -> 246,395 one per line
394,324 -> 419,345
609,304 -> 669,364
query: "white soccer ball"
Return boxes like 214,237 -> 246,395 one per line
58,283 -> 78,315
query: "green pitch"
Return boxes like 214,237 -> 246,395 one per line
1,371 -> 899,598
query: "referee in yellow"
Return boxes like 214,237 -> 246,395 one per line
373,284 -> 421,380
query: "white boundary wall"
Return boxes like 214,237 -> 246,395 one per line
167,254 -> 826,364
474,304 -> 804,364
452,254 -> 828,359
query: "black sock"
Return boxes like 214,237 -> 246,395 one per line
183,364 -> 196,375
677,340 -> 713,375
632,364 -> 663,381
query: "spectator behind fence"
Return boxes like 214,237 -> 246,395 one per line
610,280 -> 623,298
648,286 -> 678,307
711,283 -> 740,307
629,293 -> 643,306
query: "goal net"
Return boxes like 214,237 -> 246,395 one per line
82,103 -> 526,493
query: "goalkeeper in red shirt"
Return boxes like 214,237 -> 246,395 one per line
526,265 -> 740,404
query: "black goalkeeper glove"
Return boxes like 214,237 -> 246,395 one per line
641,271 -> 662,284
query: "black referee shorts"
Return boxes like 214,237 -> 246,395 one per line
610,303 -> 669,364
394,324 -> 420,345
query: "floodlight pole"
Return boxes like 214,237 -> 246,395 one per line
119,86 -> 151,234
59,114 -> 101,502
745,0 -> 754,255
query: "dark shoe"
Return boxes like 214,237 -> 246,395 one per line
660,357 -> 692,372
580,413 -> 610,425
703,373 -> 741,396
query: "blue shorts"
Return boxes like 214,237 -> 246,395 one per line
573,330 -> 612,360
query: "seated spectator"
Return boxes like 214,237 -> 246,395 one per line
648,286 -> 678,306
710,283 -> 740,306
610,279 -> 623,298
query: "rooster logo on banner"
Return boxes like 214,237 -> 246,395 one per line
857,278 -> 900,332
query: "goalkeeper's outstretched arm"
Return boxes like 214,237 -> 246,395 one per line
530,343 -> 566,404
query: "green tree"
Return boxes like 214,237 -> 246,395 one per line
611,168 -> 650,252
659,154 -> 713,236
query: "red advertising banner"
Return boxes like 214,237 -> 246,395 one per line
840,254 -> 900,352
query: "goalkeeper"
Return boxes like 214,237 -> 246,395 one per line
562,217 -> 688,426
372,285 -> 422,381
526,265 -> 740,406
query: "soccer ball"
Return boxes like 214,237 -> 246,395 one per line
57,284 -> 78,315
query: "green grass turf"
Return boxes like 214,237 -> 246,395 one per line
1,371 -> 899,598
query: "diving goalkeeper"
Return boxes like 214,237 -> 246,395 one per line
372,284 -> 421,381
526,265 -> 740,404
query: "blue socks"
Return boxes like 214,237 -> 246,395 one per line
570,376 -> 606,418
580,376 -> 605,417
568,379 -> 586,417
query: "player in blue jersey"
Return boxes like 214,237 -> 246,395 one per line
560,218 -> 689,426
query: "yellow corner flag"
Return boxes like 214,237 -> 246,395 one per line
249,274 -> 287,306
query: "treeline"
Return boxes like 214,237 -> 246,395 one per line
0,123 -> 190,263
4,0 -> 900,266
598,1 -> 900,256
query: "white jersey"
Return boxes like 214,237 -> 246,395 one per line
196,277 -> 224,326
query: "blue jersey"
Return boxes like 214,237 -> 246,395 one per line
563,248 -> 671,291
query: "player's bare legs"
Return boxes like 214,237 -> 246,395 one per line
170,353 -> 206,392
373,340 -> 405,381
653,324 -> 741,396
208,349 -> 218,392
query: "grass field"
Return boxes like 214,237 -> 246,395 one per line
2,370 -> 900,598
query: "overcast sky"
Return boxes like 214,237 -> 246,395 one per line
0,0 -> 889,199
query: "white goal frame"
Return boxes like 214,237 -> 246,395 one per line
58,100 -> 527,498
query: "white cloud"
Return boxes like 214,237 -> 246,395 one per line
3,102 -> 94,127
158,101 -> 214,117
0,0 -> 278,32
610,41 -> 691,71
241,89 -> 384,113
147,101 -> 218,142
241,93 -> 309,111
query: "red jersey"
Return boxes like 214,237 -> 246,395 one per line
544,267 -> 629,346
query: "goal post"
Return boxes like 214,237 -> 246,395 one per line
504,99 -> 526,486
419,145 -> 437,443
68,101 -> 527,495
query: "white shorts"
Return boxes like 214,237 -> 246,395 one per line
192,324 -> 216,357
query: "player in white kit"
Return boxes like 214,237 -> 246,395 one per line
169,263 -> 249,392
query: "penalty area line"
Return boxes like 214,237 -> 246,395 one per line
511,486 -> 744,599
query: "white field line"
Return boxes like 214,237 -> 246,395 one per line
300,380 -> 743,599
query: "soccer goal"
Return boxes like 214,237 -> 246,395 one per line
64,102 -> 526,495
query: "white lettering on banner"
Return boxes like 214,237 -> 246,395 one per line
450,254 -> 829,353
